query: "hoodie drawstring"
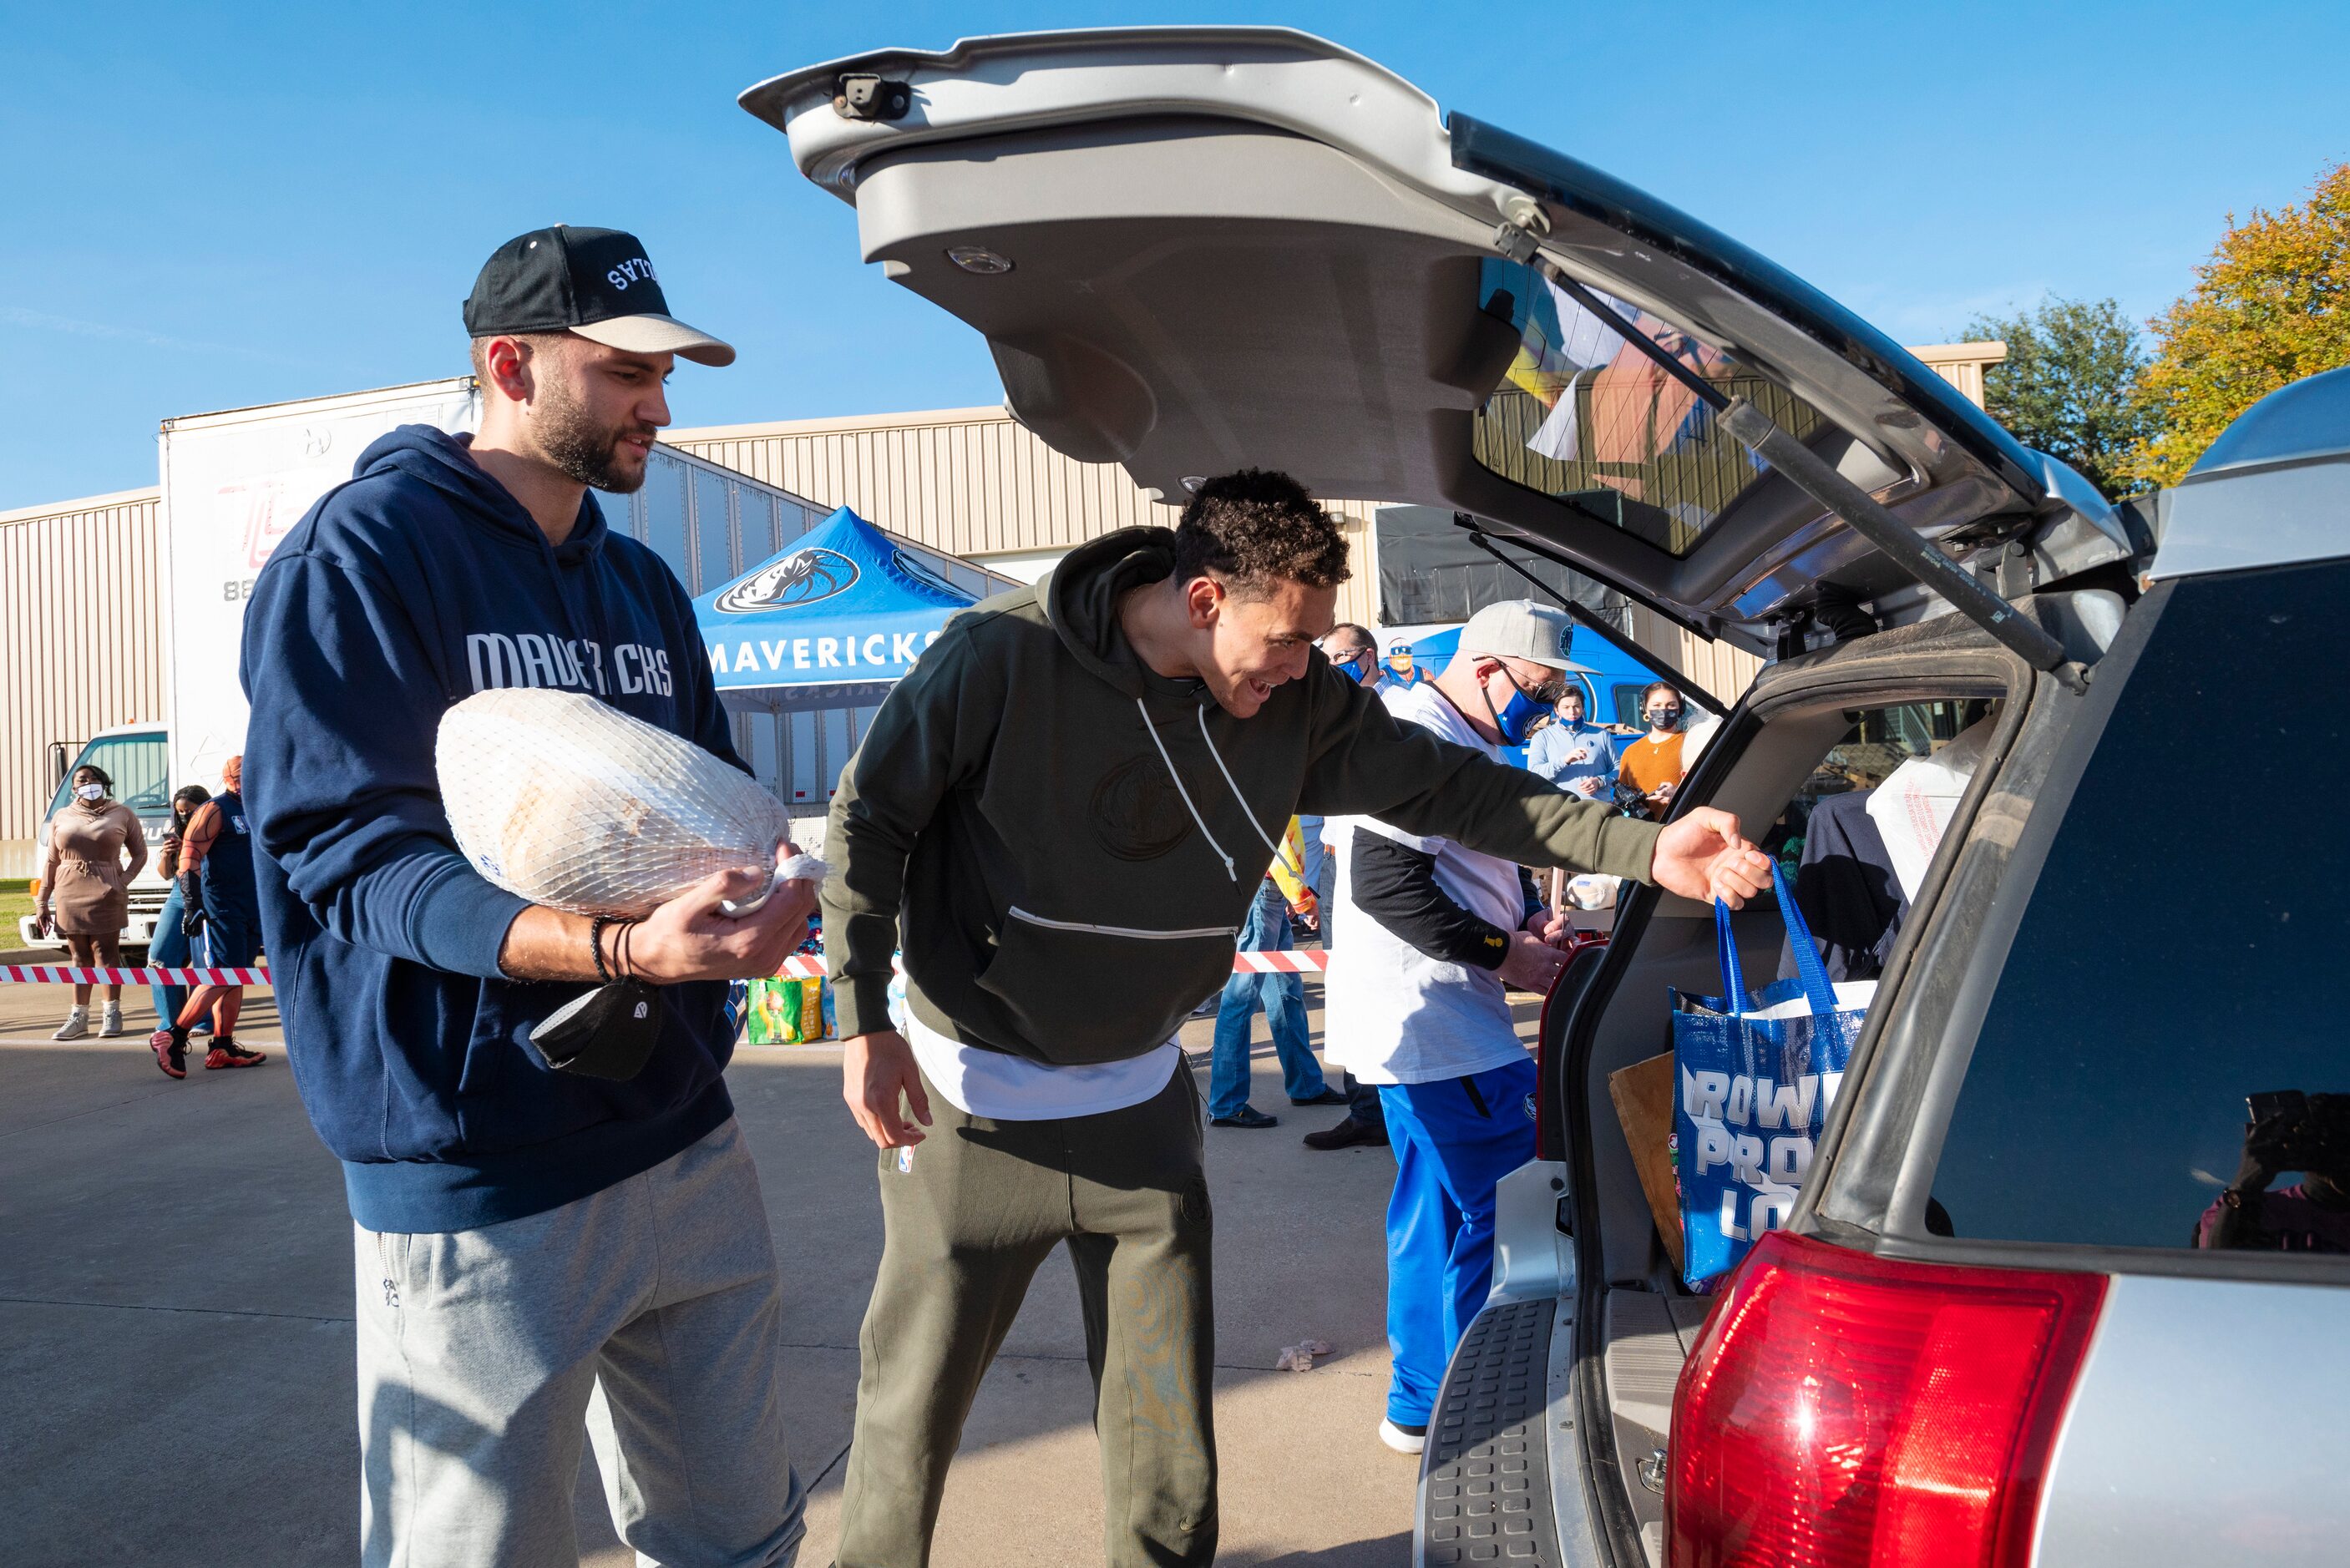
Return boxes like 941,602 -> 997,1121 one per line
1132,698 -> 1281,883
1137,698 -> 1235,880
1196,705 -> 1282,859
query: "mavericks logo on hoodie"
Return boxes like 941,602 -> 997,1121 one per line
1089,753 -> 1198,861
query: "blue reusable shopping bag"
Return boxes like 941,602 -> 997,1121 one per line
1671,865 -> 1870,1287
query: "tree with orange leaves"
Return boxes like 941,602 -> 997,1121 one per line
2126,163 -> 2350,488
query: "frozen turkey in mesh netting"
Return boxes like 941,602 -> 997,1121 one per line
438,688 -> 799,918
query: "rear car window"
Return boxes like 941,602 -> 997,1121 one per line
1930,562 -> 2350,1255
1763,702 -> 1986,879
1471,258 -> 1835,557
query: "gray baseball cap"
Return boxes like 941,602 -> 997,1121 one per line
1457,599 -> 1595,672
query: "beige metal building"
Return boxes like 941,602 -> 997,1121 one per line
0,487 -> 166,873
668,341 -> 2009,707
0,343 -> 2003,874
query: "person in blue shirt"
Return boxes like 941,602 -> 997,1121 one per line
144,784 -> 211,1044
239,227 -> 817,1567
1383,635 -> 1421,688
149,756 -> 265,1074
1525,682 -> 1619,802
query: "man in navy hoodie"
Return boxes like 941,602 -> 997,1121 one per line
241,227 -> 815,1567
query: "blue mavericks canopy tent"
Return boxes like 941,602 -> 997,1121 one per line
695,505 -> 980,716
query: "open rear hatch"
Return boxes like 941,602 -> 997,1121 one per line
742,28 -> 2128,655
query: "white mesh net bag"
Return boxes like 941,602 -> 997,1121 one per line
438,688 -> 798,918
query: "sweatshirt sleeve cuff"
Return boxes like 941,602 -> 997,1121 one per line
1605,818 -> 1665,885
833,974 -> 897,1039
408,865 -> 534,980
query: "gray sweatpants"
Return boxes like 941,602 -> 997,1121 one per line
355,1118 -> 805,1568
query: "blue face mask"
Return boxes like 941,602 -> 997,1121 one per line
1488,671 -> 1549,745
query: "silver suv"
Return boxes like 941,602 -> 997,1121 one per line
747,29 -> 2349,1566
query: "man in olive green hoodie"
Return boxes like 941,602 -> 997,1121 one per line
821,470 -> 1768,1567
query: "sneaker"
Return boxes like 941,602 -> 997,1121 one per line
205,1040 -> 268,1070
149,1028 -> 187,1079
1379,1419 -> 1428,1455
1289,1085 -> 1349,1107
1208,1105 -> 1280,1130
99,1003 -> 124,1037
1303,1115 -> 1389,1151
53,1007 -> 89,1041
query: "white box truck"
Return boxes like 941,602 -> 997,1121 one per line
160,377 -> 484,797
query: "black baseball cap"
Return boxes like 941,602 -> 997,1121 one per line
463,225 -> 734,367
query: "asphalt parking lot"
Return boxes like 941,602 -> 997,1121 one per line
0,973 -> 1497,1566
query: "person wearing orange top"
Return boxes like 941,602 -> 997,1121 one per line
1616,681 -> 1689,821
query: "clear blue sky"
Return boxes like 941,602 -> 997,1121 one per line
4,0 -> 2343,512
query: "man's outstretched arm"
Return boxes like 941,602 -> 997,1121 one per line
1297,679 -> 1770,906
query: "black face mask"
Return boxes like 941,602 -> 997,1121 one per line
1649,709 -> 1683,731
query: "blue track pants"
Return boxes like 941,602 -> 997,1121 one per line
1377,1055 -> 1538,1426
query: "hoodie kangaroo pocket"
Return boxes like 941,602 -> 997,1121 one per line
977,907 -> 1238,1066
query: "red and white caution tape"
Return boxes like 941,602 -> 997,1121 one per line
3,952 -> 1334,986
1,964 -> 270,986
1228,949 -> 1330,974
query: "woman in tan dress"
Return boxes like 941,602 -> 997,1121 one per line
35,764 -> 149,1039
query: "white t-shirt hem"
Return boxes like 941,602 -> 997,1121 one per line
1332,1036 -> 1533,1087
906,1012 -> 1181,1120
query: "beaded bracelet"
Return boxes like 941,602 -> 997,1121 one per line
590,915 -> 614,984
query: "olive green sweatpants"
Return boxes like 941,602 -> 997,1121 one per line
834,1062 -> 1216,1568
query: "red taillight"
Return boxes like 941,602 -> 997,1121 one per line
1668,1232 -> 2104,1568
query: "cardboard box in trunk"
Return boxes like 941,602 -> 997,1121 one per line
1607,1050 -> 1684,1276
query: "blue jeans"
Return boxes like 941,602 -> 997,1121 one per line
1208,882 -> 1326,1119
1378,1056 -> 1539,1425
149,883 -> 190,1027
1298,816 -> 1330,913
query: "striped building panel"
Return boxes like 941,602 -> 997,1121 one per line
0,487 -> 168,867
